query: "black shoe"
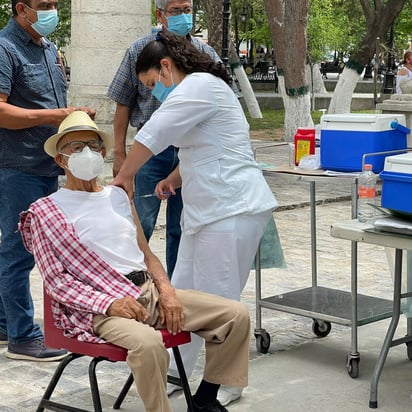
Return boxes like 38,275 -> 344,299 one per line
0,331 -> 8,345
191,399 -> 228,412
6,338 -> 68,362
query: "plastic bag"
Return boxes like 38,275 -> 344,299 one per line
298,154 -> 321,170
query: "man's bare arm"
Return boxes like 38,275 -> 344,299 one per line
112,103 -> 131,177
0,93 -> 95,129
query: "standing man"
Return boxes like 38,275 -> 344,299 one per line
107,0 -> 221,279
0,0 -> 95,361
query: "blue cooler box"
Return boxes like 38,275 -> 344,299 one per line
320,114 -> 408,173
380,152 -> 412,216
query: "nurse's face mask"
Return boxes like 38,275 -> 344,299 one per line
151,70 -> 177,103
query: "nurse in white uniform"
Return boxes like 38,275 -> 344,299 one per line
112,30 -> 279,404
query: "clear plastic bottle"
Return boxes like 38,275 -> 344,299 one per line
357,164 -> 377,222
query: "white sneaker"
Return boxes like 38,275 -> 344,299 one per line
217,386 -> 242,406
167,383 -> 183,396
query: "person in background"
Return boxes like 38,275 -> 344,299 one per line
20,111 -> 250,412
0,0 -> 95,361
112,30 -> 279,407
107,0 -> 223,282
395,50 -> 412,94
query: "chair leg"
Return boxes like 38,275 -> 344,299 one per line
113,372 -> 134,409
88,357 -> 107,412
36,353 -> 83,412
172,346 -> 194,412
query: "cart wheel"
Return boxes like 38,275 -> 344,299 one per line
312,319 -> 331,337
347,357 -> 360,378
255,331 -> 271,354
406,342 -> 412,361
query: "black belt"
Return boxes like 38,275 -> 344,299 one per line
125,270 -> 149,286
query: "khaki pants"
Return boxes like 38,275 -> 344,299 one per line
93,279 -> 250,412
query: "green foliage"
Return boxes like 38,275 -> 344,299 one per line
245,109 -> 374,132
307,0 -> 335,62
49,0 -> 71,48
307,0 -> 412,64
0,0 -> 11,29
0,0 -> 70,48
221,0 -> 273,54
394,3 -> 412,59
307,0 -> 366,63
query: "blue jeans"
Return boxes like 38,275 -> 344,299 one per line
134,146 -> 182,277
0,169 -> 58,344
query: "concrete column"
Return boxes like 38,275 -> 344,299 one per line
68,0 -> 151,182
377,94 -> 412,147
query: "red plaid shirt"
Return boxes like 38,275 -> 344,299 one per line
19,196 -> 142,343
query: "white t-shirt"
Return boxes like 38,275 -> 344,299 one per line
136,72 -> 278,235
50,185 -> 146,275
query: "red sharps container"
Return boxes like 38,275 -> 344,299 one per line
294,127 -> 315,166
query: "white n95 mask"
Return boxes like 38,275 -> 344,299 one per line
65,147 -> 104,181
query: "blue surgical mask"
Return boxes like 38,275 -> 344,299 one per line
152,71 -> 177,103
167,14 -> 193,36
28,8 -> 59,37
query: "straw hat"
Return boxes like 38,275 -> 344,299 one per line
44,111 -> 113,157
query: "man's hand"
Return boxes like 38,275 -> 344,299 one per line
107,296 -> 148,321
112,151 -> 126,177
75,106 -> 96,119
158,289 -> 185,335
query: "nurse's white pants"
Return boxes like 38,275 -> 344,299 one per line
168,209 -> 273,378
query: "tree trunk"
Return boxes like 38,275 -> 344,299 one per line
229,43 -> 262,118
308,63 -> 326,95
204,0 -> 262,118
265,0 -> 312,141
202,0 -> 223,55
328,0 -> 407,114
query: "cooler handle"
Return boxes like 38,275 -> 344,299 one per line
390,119 -> 411,134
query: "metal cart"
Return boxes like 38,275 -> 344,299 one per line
254,168 -> 394,378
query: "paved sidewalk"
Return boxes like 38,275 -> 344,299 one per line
1,142 -> 411,411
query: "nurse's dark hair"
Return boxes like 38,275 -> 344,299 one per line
136,30 -> 232,85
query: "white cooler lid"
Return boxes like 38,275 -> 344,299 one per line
384,152 -> 412,173
321,113 -> 406,132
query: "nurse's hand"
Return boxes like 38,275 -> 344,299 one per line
111,175 -> 134,200
155,180 -> 175,200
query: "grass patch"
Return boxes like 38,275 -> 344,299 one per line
245,109 -> 323,131
245,109 -> 376,131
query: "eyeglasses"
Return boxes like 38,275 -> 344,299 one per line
60,139 -> 103,153
161,6 -> 192,16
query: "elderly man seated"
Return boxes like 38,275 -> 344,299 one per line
19,111 -> 250,412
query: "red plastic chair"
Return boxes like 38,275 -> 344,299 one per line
37,287 -> 194,412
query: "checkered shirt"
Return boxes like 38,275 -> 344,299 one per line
19,197 -> 142,343
107,33 -> 221,129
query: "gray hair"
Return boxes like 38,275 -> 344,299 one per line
155,0 -> 170,9
155,0 -> 192,9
